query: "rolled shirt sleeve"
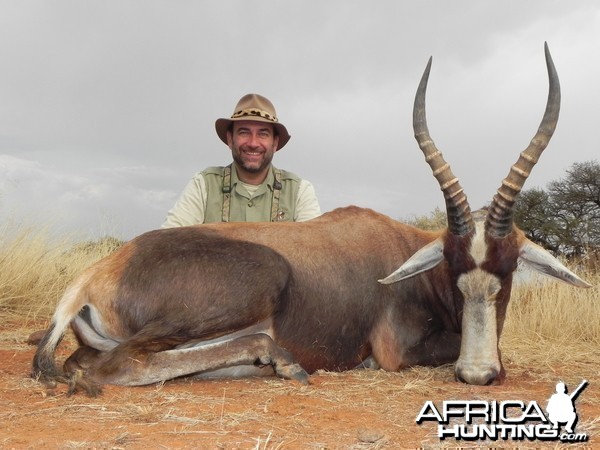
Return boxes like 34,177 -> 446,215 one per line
161,174 -> 207,228
294,179 -> 321,222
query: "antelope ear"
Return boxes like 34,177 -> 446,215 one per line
379,238 -> 445,285
519,241 -> 592,288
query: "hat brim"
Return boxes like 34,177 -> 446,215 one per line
215,117 -> 291,151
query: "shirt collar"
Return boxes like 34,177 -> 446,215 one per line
231,164 -> 276,197
231,164 -> 277,189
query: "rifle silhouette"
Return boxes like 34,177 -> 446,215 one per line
569,380 -> 588,401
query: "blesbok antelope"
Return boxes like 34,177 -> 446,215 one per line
33,43 -> 590,395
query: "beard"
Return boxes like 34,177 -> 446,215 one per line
232,147 -> 275,174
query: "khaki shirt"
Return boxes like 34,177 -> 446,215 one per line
162,165 -> 321,227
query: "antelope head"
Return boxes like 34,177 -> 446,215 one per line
381,43 -> 591,385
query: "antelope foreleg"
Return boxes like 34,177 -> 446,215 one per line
403,330 -> 462,367
89,333 -> 309,387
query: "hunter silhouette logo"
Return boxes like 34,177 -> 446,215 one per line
546,380 -> 588,436
415,380 -> 589,442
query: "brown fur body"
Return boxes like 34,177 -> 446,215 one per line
203,207 -> 458,373
33,207 -> 467,393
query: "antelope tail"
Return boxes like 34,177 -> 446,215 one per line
31,271 -> 92,383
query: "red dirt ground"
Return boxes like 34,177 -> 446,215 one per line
1,323 -> 598,449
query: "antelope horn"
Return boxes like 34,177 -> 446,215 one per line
414,57 -> 474,236
486,42 -> 561,238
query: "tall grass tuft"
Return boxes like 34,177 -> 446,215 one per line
0,222 -> 122,324
502,265 -> 599,370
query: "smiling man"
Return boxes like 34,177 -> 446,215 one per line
162,94 -> 321,226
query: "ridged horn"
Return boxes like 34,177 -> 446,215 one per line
486,42 -> 561,238
414,57 -> 474,236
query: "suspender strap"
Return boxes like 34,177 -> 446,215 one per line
221,164 -> 232,222
270,168 -> 283,222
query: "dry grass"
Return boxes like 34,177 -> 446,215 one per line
502,265 -> 599,374
0,222 -> 121,324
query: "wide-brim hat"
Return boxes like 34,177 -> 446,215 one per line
215,93 -> 291,151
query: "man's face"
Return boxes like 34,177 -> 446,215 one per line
227,121 -> 279,174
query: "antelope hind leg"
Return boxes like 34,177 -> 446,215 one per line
63,346 -> 104,396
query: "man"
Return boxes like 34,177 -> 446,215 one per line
162,93 -> 321,226
546,382 -> 579,433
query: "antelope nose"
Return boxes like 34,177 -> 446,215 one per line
455,367 -> 500,386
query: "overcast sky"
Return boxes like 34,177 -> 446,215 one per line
1,1 -> 599,240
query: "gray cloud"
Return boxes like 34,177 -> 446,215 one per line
1,1 -> 599,239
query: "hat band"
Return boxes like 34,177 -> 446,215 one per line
231,108 -> 278,123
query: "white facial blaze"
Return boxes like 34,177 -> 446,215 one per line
469,221 -> 488,266
456,268 -> 502,384
455,226 -> 503,385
